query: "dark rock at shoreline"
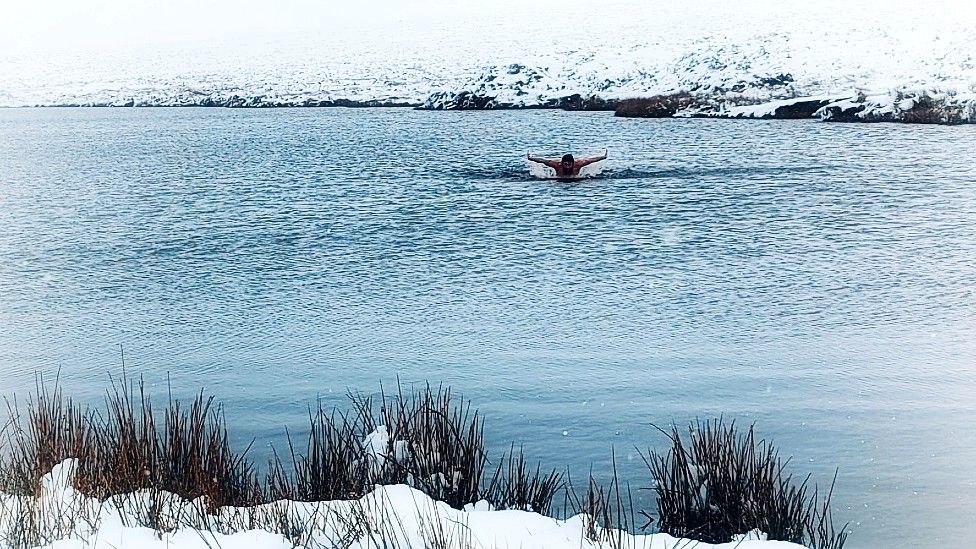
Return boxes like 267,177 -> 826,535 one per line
292,98 -> 419,108
816,103 -> 866,122
817,91 -> 973,125
614,93 -> 702,118
39,87 -> 974,126
765,98 -> 833,119
897,96 -> 968,124
552,94 -> 618,111
420,91 -> 502,110
419,91 -> 618,111
613,90 -> 974,125
48,96 -> 421,108
814,92 -> 868,122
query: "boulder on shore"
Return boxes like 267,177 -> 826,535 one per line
614,93 -> 703,118
612,89 -> 975,125
817,90 -> 976,125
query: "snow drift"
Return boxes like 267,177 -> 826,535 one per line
0,458 -> 810,549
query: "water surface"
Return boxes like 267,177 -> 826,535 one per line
1,108 -> 974,547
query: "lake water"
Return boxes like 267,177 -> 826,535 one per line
1,108 -> 974,547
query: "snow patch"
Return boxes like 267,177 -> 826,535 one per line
0,459 -> 809,549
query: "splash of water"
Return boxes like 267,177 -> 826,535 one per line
526,159 -> 607,180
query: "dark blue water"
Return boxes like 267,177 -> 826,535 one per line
1,108 -> 974,547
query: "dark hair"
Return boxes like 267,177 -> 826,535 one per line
561,154 -> 574,163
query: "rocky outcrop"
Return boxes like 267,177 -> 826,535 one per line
615,93 -> 703,118
759,98 -> 834,119
418,64 -> 617,111
612,89 -> 976,125
420,90 -> 509,110
816,90 -> 976,125
46,94 -> 420,108
615,94 -> 840,120
683,95 -> 845,120
551,94 -> 618,111
420,64 -> 551,110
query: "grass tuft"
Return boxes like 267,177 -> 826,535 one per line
74,377 -> 262,509
0,379 -> 850,548
643,419 -> 847,548
484,444 -> 563,514
268,403 -> 370,502
361,383 -> 487,509
2,376 -> 91,496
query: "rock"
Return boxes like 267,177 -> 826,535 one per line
614,93 -> 702,118
765,98 -> 833,119
816,90 -> 975,125
897,96 -> 966,124
703,96 -> 846,120
553,94 -> 618,111
816,92 -> 868,122
422,91 -> 501,110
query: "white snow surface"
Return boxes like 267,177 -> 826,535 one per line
1,0 -> 974,109
0,460 -> 808,549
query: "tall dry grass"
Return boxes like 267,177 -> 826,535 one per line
0,378 -> 848,549
644,420 -> 847,549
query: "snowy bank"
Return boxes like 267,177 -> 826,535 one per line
816,88 -> 976,124
615,87 -> 976,124
0,459 -> 807,549
1,1 -> 973,124
0,381 -> 848,548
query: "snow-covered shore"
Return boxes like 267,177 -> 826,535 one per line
0,379 -> 849,549
1,1 -> 974,123
618,88 -> 976,124
0,460 -> 805,549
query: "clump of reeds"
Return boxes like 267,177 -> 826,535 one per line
0,377 -> 851,549
75,377 -> 263,510
0,375 -> 262,511
561,450 -> 641,549
358,384 -> 487,510
644,419 -> 847,549
484,444 -> 563,514
72,377 -> 156,498
2,376 -> 91,496
269,385 -> 565,516
268,404 -> 370,502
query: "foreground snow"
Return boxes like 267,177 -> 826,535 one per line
0,460 -> 806,549
1,0 -> 974,122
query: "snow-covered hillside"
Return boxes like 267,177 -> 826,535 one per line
1,0 -> 974,122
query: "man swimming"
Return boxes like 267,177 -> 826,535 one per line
527,149 -> 608,180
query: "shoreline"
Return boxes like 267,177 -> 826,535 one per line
6,93 -> 974,125
0,378 -> 848,549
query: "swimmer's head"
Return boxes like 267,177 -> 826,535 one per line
561,154 -> 574,169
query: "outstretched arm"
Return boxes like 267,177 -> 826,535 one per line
527,153 -> 559,168
577,149 -> 608,168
